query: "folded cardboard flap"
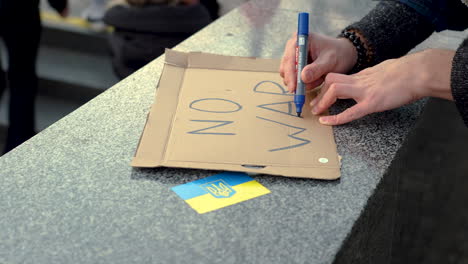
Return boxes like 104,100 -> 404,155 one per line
165,48 -> 189,67
132,49 -> 341,180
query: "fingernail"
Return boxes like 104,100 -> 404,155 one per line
319,116 -> 330,124
312,106 -> 318,115
301,71 -> 310,82
310,97 -> 317,106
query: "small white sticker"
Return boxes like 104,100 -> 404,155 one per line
319,158 -> 329,164
299,37 -> 305,45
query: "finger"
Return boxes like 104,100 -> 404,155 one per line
305,77 -> 324,90
279,38 -> 294,78
322,72 -> 356,88
310,82 -> 328,109
310,73 -> 354,109
279,37 -> 297,92
279,53 -> 286,78
279,37 -> 296,77
312,83 -> 356,115
319,104 -> 370,126
300,54 -> 333,84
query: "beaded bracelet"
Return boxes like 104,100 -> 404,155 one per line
338,29 -> 368,74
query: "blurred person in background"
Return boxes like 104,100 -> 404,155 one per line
0,0 -> 68,153
103,0 -> 216,79
82,0 -> 108,31
83,0 -> 218,29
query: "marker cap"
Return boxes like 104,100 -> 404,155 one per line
298,12 -> 309,35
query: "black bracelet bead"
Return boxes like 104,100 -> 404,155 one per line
338,29 -> 368,74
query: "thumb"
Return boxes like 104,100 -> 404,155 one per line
301,55 -> 333,84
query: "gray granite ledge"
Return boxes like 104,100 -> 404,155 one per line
0,1 -> 437,263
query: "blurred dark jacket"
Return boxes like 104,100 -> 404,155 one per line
399,0 -> 468,31
104,3 -> 212,79
47,0 -> 67,13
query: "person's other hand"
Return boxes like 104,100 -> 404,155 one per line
280,33 -> 358,93
311,49 -> 455,126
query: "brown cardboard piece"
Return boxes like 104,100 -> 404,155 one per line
132,49 -> 341,180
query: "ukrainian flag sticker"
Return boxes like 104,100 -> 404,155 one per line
171,172 -> 271,214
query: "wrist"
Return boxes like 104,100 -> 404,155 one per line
337,28 -> 372,74
419,49 -> 454,100
336,37 -> 358,73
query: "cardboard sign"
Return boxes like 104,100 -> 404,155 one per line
132,49 -> 341,180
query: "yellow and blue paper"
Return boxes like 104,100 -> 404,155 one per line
172,172 -> 270,214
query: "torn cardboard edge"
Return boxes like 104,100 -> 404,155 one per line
132,49 -> 341,180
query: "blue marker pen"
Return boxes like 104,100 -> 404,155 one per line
295,12 -> 309,117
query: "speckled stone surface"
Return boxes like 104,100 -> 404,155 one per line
0,0 -> 451,263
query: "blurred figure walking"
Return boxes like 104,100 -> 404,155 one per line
82,0 -> 108,31
0,0 -> 68,153
104,0 -> 215,79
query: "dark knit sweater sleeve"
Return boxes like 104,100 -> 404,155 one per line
451,38 -> 468,126
47,0 -> 67,13
343,1 -> 435,67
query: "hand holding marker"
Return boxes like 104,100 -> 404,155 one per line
295,12 -> 309,117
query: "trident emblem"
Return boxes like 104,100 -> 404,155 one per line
201,180 -> 236,198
